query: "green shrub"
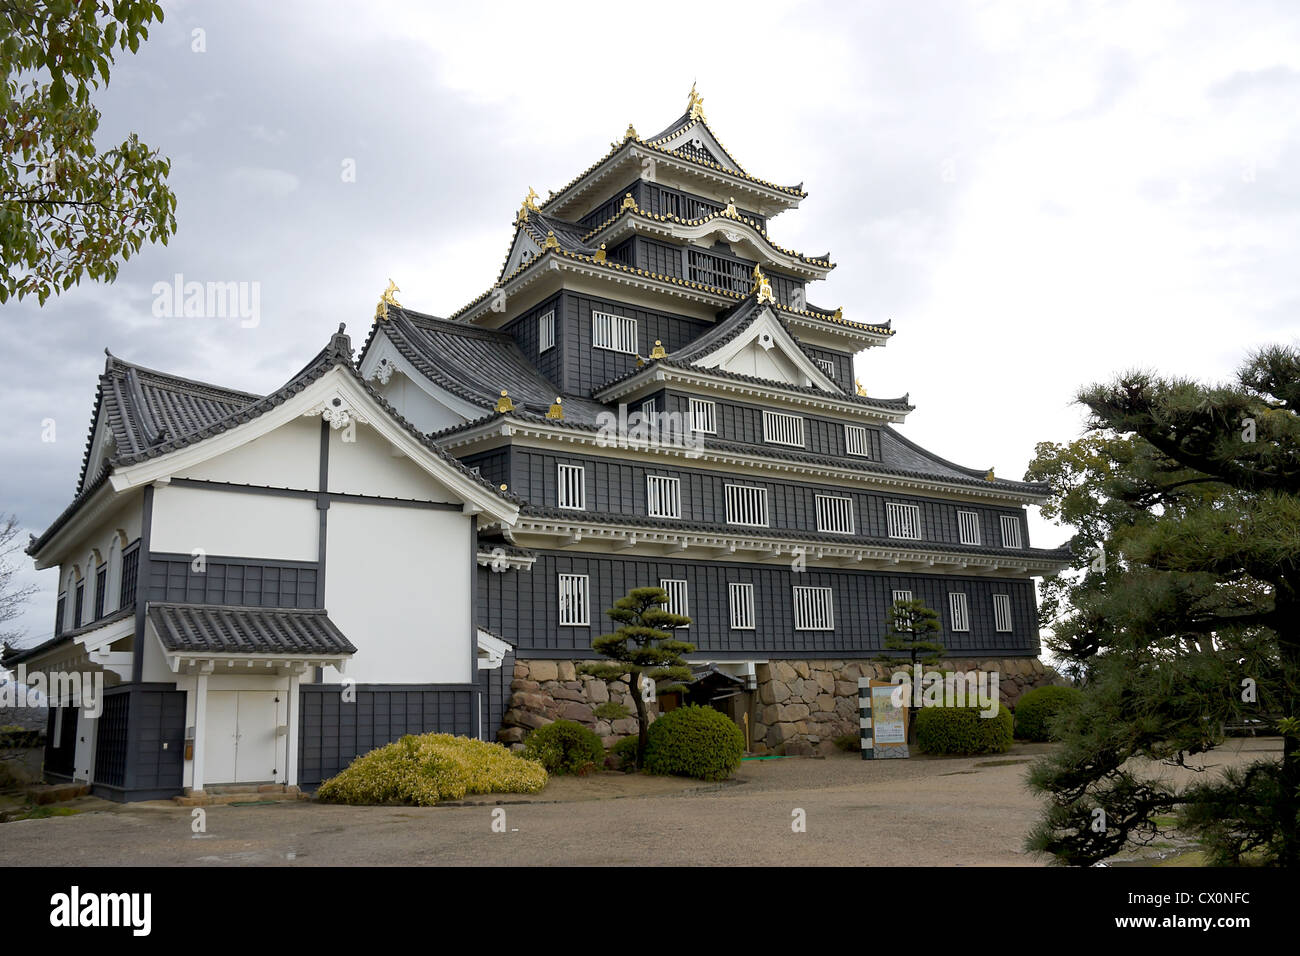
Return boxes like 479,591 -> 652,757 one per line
643,705 -> 744,781
316,733 -> 547,805
522,719 -> 604,775
0,725 -> 42,749
612,734 -> 639,771
915,705 -> 1013,756
1014,685 -> 1083,741
833,733 -> 862,752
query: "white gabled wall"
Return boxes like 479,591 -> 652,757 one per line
150,484 -> 319,562
173,415 -> 320,491
323,501 -> 473,684
327,424 -> 458,501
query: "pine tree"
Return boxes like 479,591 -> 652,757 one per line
578,587 -> 693,768
876,598 -> 944,742
1025,345 -> 1300,866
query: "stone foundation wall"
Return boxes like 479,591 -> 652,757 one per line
499,657 -> 1061,756
753,657 -> 1060,756
498,660 -> 658,750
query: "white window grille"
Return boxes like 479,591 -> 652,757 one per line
592,309 -> 637,353
892,589 -> 913,605
659,578 -> 689,626
1000,515 -> 1023,549
993,593 -> 1013,632
538,310 -> 556,352
646,476 -> 681,518
557,464 -> 585,510
949,592 -> 970,632
793,586 -> 835,630
844,424 -> 870,457
762,410 -> 805,447
886,502 -> 921,540
815,494 -> 855,534
559,574 -> 590,626
690,398 -> 716,433
814,357 -> 835,378
728,582 -> 755,629
958,510 -> 981,545
725,484 -> 769,526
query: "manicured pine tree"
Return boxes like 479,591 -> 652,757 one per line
876,598 -> 945,742
578,587 -> 693,768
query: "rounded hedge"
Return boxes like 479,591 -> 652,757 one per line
643,705 -> 744,781
316,733 -> 547,805
611,734 -> 640,771
1014,685 -> 1083,741
522,719 -> 605,775
914,705 -> 1013,756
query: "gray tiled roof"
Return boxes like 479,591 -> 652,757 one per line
148,603 -> 357,656
520,212 -> 595,255
361,307 -> 609,424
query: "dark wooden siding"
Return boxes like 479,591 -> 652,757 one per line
502,293 -> 564,389
661,391 -> 883,459
636,238 -> 684,277
298,684 -> 478,786
562,292 -> 712,396
478,553 -> 1040,658
461,448 -> 511,489
89,684 -> 185,801
802,345 -> 856,393
508,448 -> 1022,547
146,554 -> 319,609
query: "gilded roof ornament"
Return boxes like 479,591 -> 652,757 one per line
594,243 -> 607,262
855,377 -> 867,397
375,278 -> 401,321
495,389 -> 515,413
985,468 -> 996,482
546,397 -> 565,420
650,339 -> 667,359
625,122 -> 638,140
723,197 -> 738,218
687,82 -> 706,122
544,230 -> 560,250
620,192 -> 637,212
832,307 -> 843,321
752,264 -> 775,304
517,187 -> 540,224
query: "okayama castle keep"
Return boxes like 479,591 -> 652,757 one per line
4,88 -> 1070,801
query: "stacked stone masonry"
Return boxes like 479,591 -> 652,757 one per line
500,657 -> 1062,755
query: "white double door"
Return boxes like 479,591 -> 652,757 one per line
204,690 -> 282,784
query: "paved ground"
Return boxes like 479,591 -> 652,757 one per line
0,739 -> 1279,866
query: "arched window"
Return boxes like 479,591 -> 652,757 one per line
65,567 -> 81,631
105,535 -> 122,616
84,552 -> 98,623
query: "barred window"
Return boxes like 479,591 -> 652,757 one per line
844,424 -> 870,457
814,357 -> 835,378
1000,515 -> 1023,549
993,593 -> 1013,632
728,582 -> 755,629
793,586 -> 834,631
949,592 -> 970,632
762,410 -> 805,447
55,593 -> 66,637
958,510 -> 981,545
538,310 -> 556,352
690,398 -> 716,434
558,574 -> 590,626
557,464 -> 585,510
892,589 -> 913,605
886,502 -> 921,539
73,582 -> 84,629
815,494 -> 855,534
725,484 -> 769,526
659,578 -> 689,626
94,564 -> 107,620
646,476 -> 681,518
119,545 -> 139,609
592,310 -> 637,353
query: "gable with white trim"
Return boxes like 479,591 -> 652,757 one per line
692,307 -> 842,392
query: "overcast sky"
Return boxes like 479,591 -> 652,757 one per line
3,0 -> 1298,648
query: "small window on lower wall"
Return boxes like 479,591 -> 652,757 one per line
659,578 -> 689,626
891,589 -> 913,605
647,475 -> 681,518
1000,515 -> 1023,549
948,591 -> 970,632
793,586 -> 834,631
538,309 -> 556,352
559,574 -> 590,626
557,464 -> 585,510
993,593 -> 1013,632
728,582 -> 755,630
845,424 -> 871,457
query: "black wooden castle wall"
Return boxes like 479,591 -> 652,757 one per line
478,553 -> 1040,659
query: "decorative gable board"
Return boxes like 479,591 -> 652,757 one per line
653,122 -> 743,175
689,307 -> 841,393
357,329 -> 483,434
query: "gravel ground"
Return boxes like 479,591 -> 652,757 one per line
0,738 -> 1279,867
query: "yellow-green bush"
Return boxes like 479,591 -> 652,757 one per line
914,704 -> 1013,756
316,733 -> 548,805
